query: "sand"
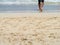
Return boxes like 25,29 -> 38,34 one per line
0,12 -> 60,45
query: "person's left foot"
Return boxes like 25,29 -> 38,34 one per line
40,8 -> 43,12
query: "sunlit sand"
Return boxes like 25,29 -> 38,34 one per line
0,12 -> 60,45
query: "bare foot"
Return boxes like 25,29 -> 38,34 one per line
40,8 -> 43,12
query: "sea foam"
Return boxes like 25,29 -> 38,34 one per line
0,0 -> 59,5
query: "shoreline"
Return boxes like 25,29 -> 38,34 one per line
0,12 -> 60,17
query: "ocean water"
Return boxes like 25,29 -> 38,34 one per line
0,0 -> 60,4
0,0 -> 60,12
0,4 -> 60,12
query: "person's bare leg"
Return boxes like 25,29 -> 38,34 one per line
38,3 -> 42,12
40,2 -> 44,12
38,2 -> 44,12
40,2 -> 43,12
38,3 -> 40,11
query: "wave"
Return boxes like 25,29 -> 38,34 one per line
0,0 -> 37,5
0,0 -> 60,5
0,2 -> 37,5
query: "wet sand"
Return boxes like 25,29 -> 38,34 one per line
0,13 -> 60,45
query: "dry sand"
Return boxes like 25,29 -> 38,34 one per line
0,12 -> 60,45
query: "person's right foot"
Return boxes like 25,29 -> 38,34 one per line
40,8 -> 43,12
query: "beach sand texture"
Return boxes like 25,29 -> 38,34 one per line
0,13 -> 60,45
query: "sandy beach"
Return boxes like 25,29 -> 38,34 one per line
0,12 -> 60,45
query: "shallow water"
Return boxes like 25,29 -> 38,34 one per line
0,4 -> 60,12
